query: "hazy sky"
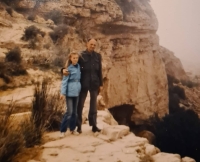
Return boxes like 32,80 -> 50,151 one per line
150,0 -> 200,65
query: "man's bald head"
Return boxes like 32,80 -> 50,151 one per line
86,38 -> 97,52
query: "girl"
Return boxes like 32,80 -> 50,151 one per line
60,52 -> 81,137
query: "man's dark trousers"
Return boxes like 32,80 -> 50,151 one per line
77,89 -> 98,129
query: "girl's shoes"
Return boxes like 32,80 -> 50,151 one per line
71,130 -> 79,135
60,130 -> 79,137
60,132 -> 65,138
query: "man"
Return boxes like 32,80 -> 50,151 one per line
62,38 -> 103,133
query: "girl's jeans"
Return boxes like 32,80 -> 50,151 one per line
60,96 -> 79,132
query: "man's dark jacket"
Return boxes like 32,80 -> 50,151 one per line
61,50 -> 103,91
78,50 -> 103,91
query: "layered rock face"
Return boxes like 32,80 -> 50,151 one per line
159,46 -> 188,80
2,0 -> 168,123
51,0 -> 168,123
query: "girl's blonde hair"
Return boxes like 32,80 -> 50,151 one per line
64,51 -> 79,68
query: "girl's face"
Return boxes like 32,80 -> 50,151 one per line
70,54 -> 79,65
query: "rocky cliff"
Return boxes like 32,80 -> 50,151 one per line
11,97 -> 195,162
0,0 -> 168,124
159,46 -> 188,80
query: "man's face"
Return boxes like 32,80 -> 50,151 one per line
87,39 -> 97,52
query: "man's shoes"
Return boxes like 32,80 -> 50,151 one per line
92,126 -> 101,133
77,127 -> 82,134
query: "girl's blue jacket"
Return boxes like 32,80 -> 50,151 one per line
61,64 -> 81,97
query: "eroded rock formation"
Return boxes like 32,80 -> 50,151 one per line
159,46 -> 188,80
0,0 -> 168,124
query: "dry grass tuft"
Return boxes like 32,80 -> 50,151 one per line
0,103 -> 24,162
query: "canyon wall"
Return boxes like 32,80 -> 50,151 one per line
159,46 -> 188,80
0,0 -> 169,123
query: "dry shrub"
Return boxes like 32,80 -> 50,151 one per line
32,79 -> 48,129
21,25 -> 45,49
52,47 -> 70,67
18,78 -> 63,148
0,83 -> 63,160
0,63 -> 11,83
0,78 -> 64,160
0,103 -> 15,133
45,91 -> 64,131
0,0 -> 22,7
5,7 -> 13,16
5,47 -> 21,63
49,25 -> 68,44
22,25 -> 45,41
181,79 -> 199,88
1,47 -> 27,79
0,132 -> 24,162
21,118 -> 44,148
32,54 -> 50,67
0,103 -> 24,162
6,62 -> 27,76
27,14 -> 35,21
0,61 -> 27,79
43,43 -> 51,49
45,9 -> 63,25
32,79 -> 64,131
52,56 -> 66,67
